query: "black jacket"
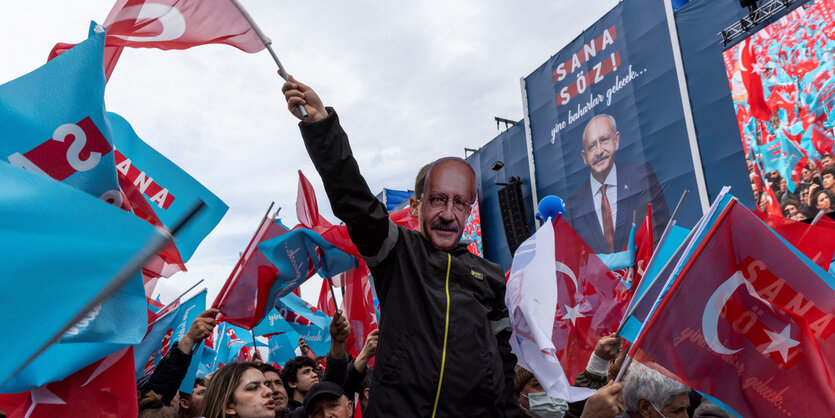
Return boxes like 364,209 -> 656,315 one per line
300,109 -> 519,417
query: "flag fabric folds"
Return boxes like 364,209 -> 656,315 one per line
550,216 -> 631,384
0,161 -> 160,390
506,218 -> 596,402
109,111 -> 228,267
257,228 -> 357,326
633,198 -> 835,417
49,0 -> 267,79
133,290 -> 206,394
214,216 -> 291,329
275,293 -> 332,356
0,347 -> 138,418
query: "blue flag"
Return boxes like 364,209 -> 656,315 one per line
252,308 -> 296,337
256,228 -> 357,325
0,162 -> 161,390
109,112 -> 228,263
215,322 -> 251,366
196,346 -> 218,378
275,293 -> 332,356
134,291 -> 206,393
0,22 -> 149,390
267,332 -> 300,366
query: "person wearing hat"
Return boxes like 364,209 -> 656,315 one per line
304,382 -> 353,418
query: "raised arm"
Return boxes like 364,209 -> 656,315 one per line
282,76 -> 392,258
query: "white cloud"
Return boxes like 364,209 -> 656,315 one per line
0,0 -> 617,306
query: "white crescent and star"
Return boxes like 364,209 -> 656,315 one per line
762,324 -> 800,363
702,271 -> 746,355
703,270 -> 797,362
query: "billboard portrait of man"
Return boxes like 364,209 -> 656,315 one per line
565,114 -> 669,254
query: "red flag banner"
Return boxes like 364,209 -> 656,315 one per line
633,200 -> 835,417
552,216 -> 631,383
0,347 -> 138,418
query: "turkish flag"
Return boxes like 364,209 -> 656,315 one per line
739,38 -> 771,120
763,184 -> 783,218
213,212 -> 290,329
552,216 -> 631,383
810,124 -> 835,156
633,200 -> 835,417
0,347 -> 138,418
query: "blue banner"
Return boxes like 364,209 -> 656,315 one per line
275,293 -> 332,356
109,112 -> 228,262
133,291 -> 206,393
523,0 -> 705,254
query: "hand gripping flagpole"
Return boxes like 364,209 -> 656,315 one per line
3,201 -> 207,386
228,0 -> 308,118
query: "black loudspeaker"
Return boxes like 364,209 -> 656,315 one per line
497,177 -> 531,256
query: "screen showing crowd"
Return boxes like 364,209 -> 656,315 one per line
724,0 -> 835,221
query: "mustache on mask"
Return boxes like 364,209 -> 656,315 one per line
430,218 -> 459,232
592,152 -> 610,165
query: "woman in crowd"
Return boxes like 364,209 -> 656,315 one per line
813,188 -> 835,214
200,362 -> 277,418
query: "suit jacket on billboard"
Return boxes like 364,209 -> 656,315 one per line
565,161 -> 669,253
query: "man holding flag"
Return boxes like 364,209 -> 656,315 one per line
282,77 -> 518,416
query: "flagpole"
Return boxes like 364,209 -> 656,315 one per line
213,202 -> 275,309
614,190 -> 689,336
228,0 -> 308,118
2,201 -> 206,386
326,277 -> 338,313
617,199 -> 738,384
149,285 -> 208,327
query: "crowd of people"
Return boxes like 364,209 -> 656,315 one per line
131,304 -> 737,418
751,156 -> 835,220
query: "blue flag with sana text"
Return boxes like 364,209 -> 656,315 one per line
0,23 -> 160,392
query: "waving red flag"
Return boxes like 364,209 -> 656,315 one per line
739,38 -> 771,120
633,200 -> 835,417
50,0 -> 266,79
0,347 -> 137,418
552,216 -> 631,383
213,210 -> 291,329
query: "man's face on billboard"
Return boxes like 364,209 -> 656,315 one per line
581,116 -> 620,182
419,160 -> 475,250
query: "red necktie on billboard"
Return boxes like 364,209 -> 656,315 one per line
600,184 -> 615,252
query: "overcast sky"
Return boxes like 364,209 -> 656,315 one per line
1,0 -> 618,307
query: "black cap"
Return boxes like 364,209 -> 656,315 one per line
303,381 -> 345,412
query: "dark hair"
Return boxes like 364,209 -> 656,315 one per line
138,390 -> 179,418
822,167 -> 835,179
281,356 -> 317,399
514,365 -> 536,393
257,363 -> 280,375
359,368 -> 373,401
812,188 -> 833,210
200,362 -> 262,418
178,377 -> 207,400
